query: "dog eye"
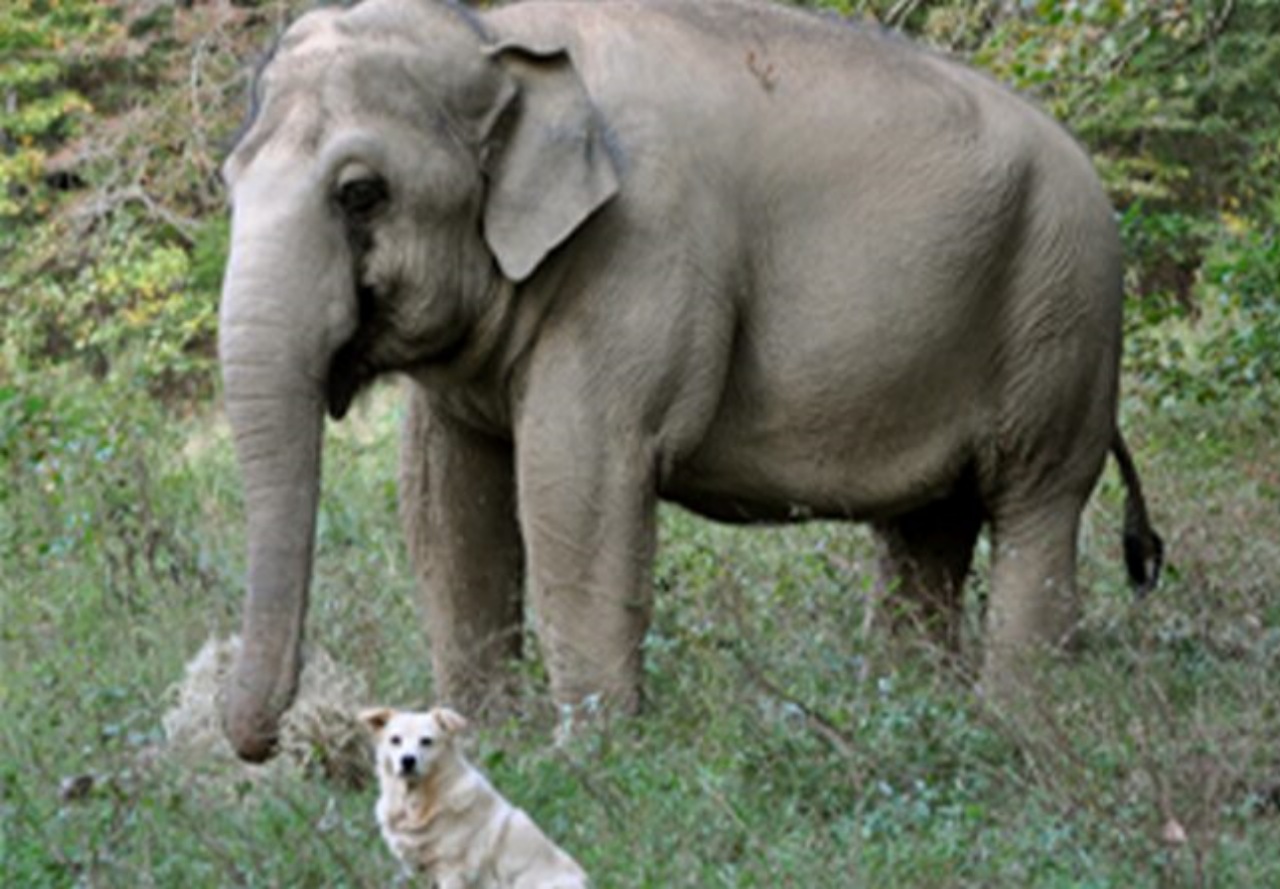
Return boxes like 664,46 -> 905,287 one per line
389,735 -> 401,747
419,737 -> 434,748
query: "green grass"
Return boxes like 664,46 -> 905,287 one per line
3,376 -> 1278,887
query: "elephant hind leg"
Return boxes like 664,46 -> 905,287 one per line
400,384 -> 524,715
981,493 -> 1087,699
872,492 -> 984,655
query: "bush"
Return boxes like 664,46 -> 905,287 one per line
1,1 -> 271,402
1124,201 -> 1280,416
0,365 -> 220,607
5,0 -> 1278,412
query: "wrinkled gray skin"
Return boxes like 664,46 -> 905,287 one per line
218,0 -> 1163,761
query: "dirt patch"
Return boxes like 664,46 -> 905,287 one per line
160,635 -> 372,790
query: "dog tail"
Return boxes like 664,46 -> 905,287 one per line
1112,429 -> 1164,598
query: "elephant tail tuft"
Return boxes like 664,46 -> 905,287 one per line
1111,430 -> 1164,598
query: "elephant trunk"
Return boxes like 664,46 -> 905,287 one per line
217,184 -> 354,761
220,356 -> 323,762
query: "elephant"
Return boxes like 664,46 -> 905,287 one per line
217,0 -> 1164,762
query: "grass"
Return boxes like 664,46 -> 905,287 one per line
2,375 -> 1278,887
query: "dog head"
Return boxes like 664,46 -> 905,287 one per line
360,706 -> 469,784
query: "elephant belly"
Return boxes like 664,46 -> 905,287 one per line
663,386 -> 982,525
661,268 -> 997,524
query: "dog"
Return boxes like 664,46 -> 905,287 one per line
360,706 -> 589,888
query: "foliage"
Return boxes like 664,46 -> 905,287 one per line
1125,201 -> 1280,412
0,366 -> 225,615
4,0 -> 1278,411
0,1 -> 105,222
1,0 -> 272,399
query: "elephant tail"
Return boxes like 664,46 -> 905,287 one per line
1111,429 -> 1164,598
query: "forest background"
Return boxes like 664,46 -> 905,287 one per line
3,1 -> 1278,886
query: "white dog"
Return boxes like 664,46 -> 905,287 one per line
361,706 -> 589,888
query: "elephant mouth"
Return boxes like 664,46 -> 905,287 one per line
326,281 -> 378,420
325,308 -> 471,420
326,341 -> 369,420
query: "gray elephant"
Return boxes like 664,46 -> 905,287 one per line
218,0 -> 1163,761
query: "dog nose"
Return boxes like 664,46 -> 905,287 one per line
400,754 -> 417,773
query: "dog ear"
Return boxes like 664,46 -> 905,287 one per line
358,707 -> 394,735
432,707 -> 469,737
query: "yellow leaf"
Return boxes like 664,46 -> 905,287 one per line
1221,212 -> 1250,237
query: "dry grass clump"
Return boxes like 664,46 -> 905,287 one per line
161,635 -> 372,790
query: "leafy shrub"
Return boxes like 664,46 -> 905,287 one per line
1,1 -> 271,402
1123,200 -> 1279,416
5,0 -> 1278,411
1198,211 -> 1280,397
0,1 -> 106,225
0,364 -> 221,610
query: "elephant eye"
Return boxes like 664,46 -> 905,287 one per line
335,176 -> 388,220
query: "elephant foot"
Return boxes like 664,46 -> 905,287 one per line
551,684 -> 642,746
545,643 -> 644,744
430,626 -> 526,718
977,635 -> 1077,714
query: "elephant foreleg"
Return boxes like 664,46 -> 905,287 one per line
515,421 -> 656,718
399,385 -> 524,714
872,494 -> 983,655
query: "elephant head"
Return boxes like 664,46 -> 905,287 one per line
217,0 -> 618,761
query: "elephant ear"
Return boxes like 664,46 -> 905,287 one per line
481,41 -> 619,283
